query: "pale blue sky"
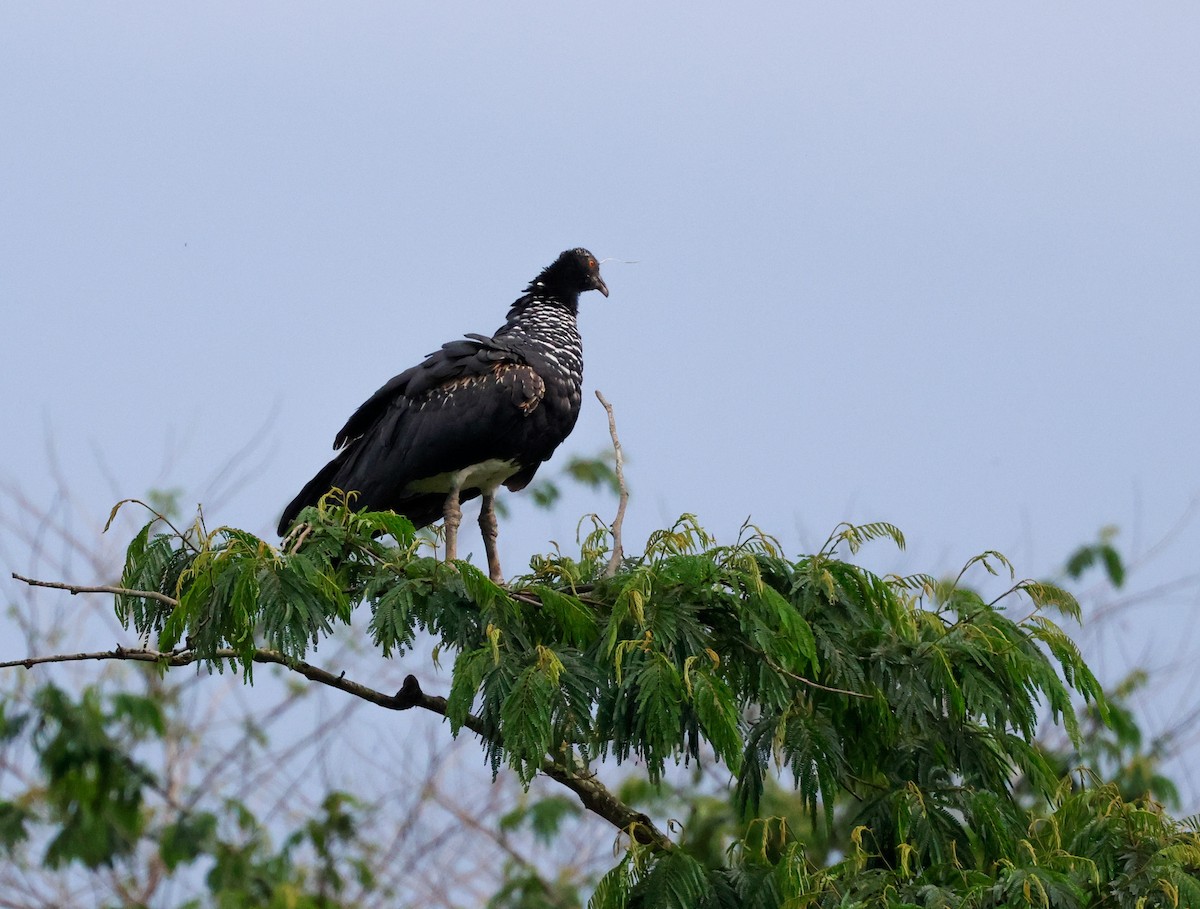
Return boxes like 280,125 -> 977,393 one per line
3,4 -> 1199,800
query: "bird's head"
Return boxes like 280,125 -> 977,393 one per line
530,248 -> 609,300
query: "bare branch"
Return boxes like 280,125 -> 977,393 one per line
11,572 -> 179,607
0,646 -> 180,672
594,390 -> 628,578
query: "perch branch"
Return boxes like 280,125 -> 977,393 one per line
594,390 -> 628,578
0,643 -> 674,852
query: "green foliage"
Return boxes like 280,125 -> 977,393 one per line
490,797 -> 589,909
5,499 -> 1182,906
29,684 -> 161,867
581,781 -> 1200,908
500,795 -> 583,844
1041,670 -> 1182,809
112,493 -> 417,678
0,800 -> 32,852
1064,525 -> 1126,588
0,674 -> 381,906
526,452 -> 623,512
160,810 -> 220,871
146,486 -> 186,521
194,791 -> 379,909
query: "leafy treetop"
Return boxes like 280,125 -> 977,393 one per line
65,494 -> 1195,906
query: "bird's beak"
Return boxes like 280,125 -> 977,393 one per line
594,276 -> 609,297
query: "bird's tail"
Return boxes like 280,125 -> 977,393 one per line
277,451 -> 351,536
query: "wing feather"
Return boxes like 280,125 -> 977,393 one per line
332,335 -> 524,448
279,337 -> 547,533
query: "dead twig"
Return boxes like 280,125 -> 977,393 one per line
594,390 -> 628,578
11,572 -> 179,607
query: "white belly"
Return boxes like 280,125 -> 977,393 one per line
406,458 -> 521,495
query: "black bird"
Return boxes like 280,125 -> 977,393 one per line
278,248 -> 609,581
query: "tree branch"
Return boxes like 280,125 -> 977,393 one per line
0,644 -> 675,853
388,673 -> 673,851
538,758 -> 669,850
594,390 -> 628,579
11,572 -> 179,607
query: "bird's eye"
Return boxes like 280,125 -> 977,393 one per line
588,258 -> 596,270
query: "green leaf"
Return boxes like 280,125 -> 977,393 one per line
692,672 -> 743,774
632,656 -> 684,778
32,685 -> 156,869
361,510 -> 416,543
1016,580 -> 1081,621
822,520 -> 906,555
957,549 -> 1016,582
1100,544 -> 1125,588
0,801 -> 31,852
564,453 -> 620,495
531,584 -> 599,647
531,480 -> 561,509
0,703 -> 29,742
109,693 -> 166,737
754,582 -> 817,672
368,578 -> 419,657
635,851 -> 710,909
500,665 -> 555,782
500,796 -> 581,844
159,811 -> 218,870
589,856 -> 631,909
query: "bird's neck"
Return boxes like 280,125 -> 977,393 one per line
497,296 -> 584,380
503,289 -> 579,322
499,294 -> 580,337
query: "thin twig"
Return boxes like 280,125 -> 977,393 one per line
594,390 -> 628,578
783,669 -> 872,699
102,497 -> 196,552
11,572 -> 179,607
747,643 -> 871,699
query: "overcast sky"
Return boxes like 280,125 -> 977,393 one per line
3,4 -> 1199,802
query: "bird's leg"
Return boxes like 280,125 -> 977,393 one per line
443,487 -> 462,562
479,493 -> 503,584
